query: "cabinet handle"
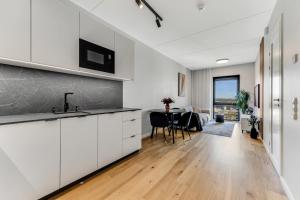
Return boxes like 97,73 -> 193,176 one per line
131,135 -> 136,138
130,119 -> 136,122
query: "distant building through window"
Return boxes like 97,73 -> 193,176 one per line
213,75 -> 240,121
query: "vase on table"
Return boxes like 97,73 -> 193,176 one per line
165,104 -> 170,113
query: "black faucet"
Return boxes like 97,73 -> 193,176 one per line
64,92 -> 74,113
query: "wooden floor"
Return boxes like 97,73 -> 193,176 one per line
53,123 -> 287,200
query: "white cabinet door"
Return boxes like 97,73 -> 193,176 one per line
0,120 -> 60,200
32,0 -> 79,70
122,119 -> 142,156
80,13 -> 115,50
98,113 -> 123,168
122,111 -> 142,156
115,32 -> 135,80
60,116 -> 98,187
0,0 -> 30,61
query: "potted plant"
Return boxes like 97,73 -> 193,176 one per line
236,90 -> 250,114
248,114 -> 260,139
161,97 -> 175,113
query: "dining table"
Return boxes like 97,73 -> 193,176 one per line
149,108 -> 186,144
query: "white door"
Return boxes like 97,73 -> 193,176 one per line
98,113 -> 123,168
270,16 -> 283,173
60,116 -> 98,187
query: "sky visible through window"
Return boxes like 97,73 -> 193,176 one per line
215,79 -> 238,100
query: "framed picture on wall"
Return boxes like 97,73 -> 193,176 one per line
178,73 -> 186,97
254,84 -> 260,108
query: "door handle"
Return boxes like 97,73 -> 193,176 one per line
131,135 -> 136,138
130,119 -> 136,122
273,98 -> 280,102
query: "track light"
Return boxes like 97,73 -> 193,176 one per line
135,0 -> 163,28
156,17 -> 161,28
135,0 -> 143,9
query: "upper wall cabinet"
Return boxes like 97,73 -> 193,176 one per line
80,13 -> 115,51
0,0 -> 30,62
32,0 -> 79,70
115,32 -> 135,80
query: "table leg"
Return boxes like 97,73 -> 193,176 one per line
172,114 -> 175,144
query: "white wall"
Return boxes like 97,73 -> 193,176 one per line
263,0 -> 300,199
254,53 -> 262,117
192,63 -> 255,113
123,41 -> 191,135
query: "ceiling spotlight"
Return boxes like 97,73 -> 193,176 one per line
216,58 -> 229,64
155,17 -> 161,28
135,0 -> 143,9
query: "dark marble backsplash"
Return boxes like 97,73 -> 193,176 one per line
0,64 -> 123,116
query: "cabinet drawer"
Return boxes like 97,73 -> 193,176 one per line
123,135 -> 141,156
122,110 -> 141,122
123,119 -> 141,139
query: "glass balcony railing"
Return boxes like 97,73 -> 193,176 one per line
213,105 -> 239,121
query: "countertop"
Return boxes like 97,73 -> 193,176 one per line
0,108 -> 141,126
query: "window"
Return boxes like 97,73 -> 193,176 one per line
213,75 -> 240,121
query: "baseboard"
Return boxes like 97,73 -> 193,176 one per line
262,140 -> 295,200
280,177 -> 296,200
142,132 -> 151,139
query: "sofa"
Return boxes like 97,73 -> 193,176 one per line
184,106 -> 211,126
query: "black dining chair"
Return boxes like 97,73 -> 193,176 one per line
174,112 -> 192,140
150,112 -> 171,140
166,112 -> 181,135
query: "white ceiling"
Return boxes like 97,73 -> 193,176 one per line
69,0 -> 276,70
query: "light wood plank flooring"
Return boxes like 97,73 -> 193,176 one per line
53,123 -> 287,200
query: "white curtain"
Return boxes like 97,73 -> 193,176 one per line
191,68 -> 212,110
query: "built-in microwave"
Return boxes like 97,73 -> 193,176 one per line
79,39 -> 115,74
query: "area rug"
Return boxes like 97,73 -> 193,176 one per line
203,121 -> 236,137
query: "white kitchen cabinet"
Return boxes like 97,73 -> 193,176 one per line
0,120 -> 60,200
122,111 -> 142,156
60,115 -> 98,187
80,12 -> 115,51
32,0 -> 79,70
98,113 -> 123,168
115,32 -> 135,80
0,0 -> 30,62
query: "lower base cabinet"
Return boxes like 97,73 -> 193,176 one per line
98,113 -> 123,168
0,120 -> 60,200
0,110 -> 141,199
122,112 -> 142,156
60,116 -> 98,187
123,134 -> 142,156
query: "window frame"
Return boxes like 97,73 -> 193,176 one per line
213,75 -> 240,121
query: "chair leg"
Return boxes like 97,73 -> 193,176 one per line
163,127 -> 167,141
181,127 -> 185,140
156,128 -> 158,136
151,127 -> 155,138
187,128 -> 191,140
168,127 -> 171,136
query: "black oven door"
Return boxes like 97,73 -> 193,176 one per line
79,39 -> 115,74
